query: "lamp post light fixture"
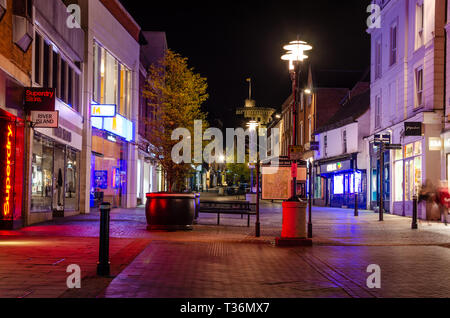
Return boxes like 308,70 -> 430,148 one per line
275,39 -> 313,247
281,40 -> 312,200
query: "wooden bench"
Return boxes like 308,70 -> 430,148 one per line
199,200 -> 256,227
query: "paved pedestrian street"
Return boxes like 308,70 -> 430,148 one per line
1,195 -> 450,298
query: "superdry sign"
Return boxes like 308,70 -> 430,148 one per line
24,88 -> 56,112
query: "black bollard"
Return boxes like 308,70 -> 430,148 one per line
97,202 -> 111,276
354,193 -> 359,217
412,195 -> 418,230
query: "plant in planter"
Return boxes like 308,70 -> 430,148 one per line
142,50 -> 209,230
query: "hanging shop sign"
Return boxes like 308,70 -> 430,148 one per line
374,133 -> 391,145
404,122 -> 423,136
91,104 -> 116,118
24,88 -> 56,112
31,111 -> 59,128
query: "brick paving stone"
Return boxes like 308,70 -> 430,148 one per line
1,193 -> 450,298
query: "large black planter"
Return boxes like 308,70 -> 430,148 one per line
146,193 -> 196,231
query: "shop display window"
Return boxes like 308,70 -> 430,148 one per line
394,161 -> 403,202
333,175 -> 344,195
65,148 -> 80,211
31,134 -> 54,212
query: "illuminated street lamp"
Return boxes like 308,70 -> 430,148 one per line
281,40 -> 312,200
246,120 -> 261,237
276,39 -> 313,246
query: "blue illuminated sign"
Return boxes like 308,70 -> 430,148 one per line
90,104 -> 134,142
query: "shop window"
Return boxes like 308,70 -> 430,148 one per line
333,175 -> 344,195
394,161 -> 403,202
405,143 -> 414,158
414,141 -> 422,155
394,148 -> 403,161
65,148 -> 80,211
31,134 -> 54,212
355,172 -> 362,194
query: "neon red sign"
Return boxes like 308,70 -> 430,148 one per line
3,125 -> 12,217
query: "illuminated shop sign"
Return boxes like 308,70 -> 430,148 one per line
3,124 -> 12,218
91,110 -> 134,142
24,88 -> 56,112
91,104 -> 116,118
320,160 -> 352,174
327,162 -> 342,172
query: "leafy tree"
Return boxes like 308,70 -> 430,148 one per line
225,163 -> 250,186
143,50 -> 209,192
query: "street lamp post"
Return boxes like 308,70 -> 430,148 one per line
247,120 -> 261,237
281,41 -> 312,200
276,40 -> 313,247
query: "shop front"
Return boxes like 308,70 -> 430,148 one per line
316,156 -> 367,209
136,140 -> 158,206
0,108 -> 25,229
391,141 -> 423,217
369,142 -> 390,213
30,100 -> 83,221
91,113 -> 134,209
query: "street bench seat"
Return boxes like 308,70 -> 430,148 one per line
199,201 -> 256,227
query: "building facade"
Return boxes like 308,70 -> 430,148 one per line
29,0 -> 85,225
368,0 -> 445,220
313,84 -> 370,209
0,0 -> 32,229
78,0 -> 140,210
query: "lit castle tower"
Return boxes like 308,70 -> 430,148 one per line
236,78 -> 276,128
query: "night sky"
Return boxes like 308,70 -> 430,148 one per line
120,0 -> 372,128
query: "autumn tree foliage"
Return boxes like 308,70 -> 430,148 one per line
143,50 -> 209,192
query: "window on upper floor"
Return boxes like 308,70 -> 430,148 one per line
375,94 -> 382,129
415,2 -> 424,49
415,67 -> 424,108
390,22 -> 397,66
342,130 -> 347,154
308,117 -> 312,143
375,37 -> 382,79
13,0 -> 33,20
324,135 -> 328,157
300,121 -> 304,146
33,31 -> 81,113
93,41 -> 132,119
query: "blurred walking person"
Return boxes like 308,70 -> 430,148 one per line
437,180 -> 449,226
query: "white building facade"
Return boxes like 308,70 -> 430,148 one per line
79,0 -> 140,210
368,0 -> 445,220
313,89 -> 371,209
